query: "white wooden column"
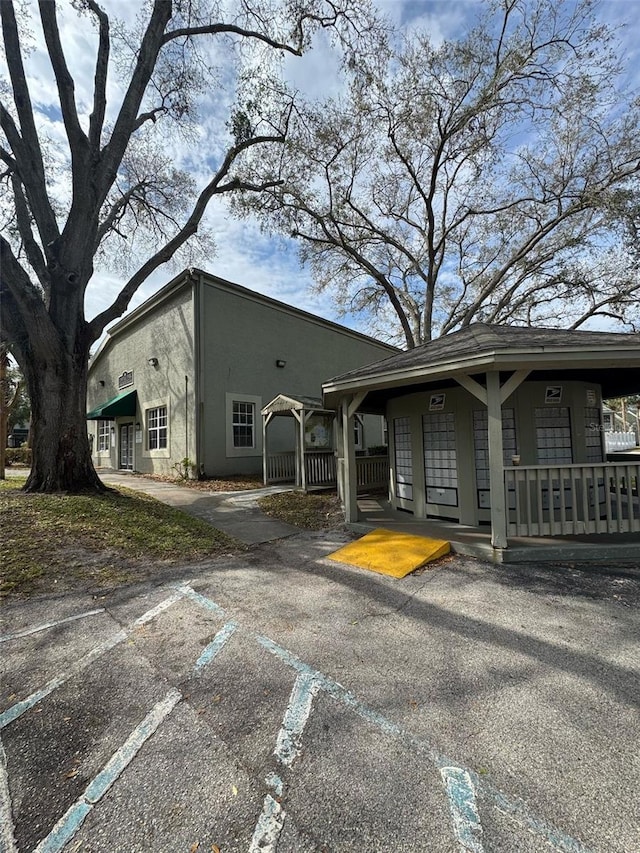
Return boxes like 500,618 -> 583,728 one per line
299,410 -> 307,491
292,410 -> 302,487
334,414 -> 344,502
341,398 -> 358,522
487,371 -> 507,549
341,392 -> 367,523
262,412 -> 273,485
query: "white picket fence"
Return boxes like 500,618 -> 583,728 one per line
605,431 -> 638,452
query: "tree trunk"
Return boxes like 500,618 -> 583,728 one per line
23,342 -> 105,493
0,350 -> 7,479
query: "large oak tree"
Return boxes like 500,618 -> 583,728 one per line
0,0 -> 378,491
236,0 -> 640,348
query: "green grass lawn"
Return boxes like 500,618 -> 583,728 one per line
1,478 -> 241,597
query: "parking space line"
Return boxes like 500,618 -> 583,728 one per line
30,582 -> 590,853
255,637 -> 594,853
249,793 -> 285,853
274,672 -> 321,767
0,593 -> 181,730
0,609 -> 106,643
0,739 -> 18,853
173,582 -> 227,617
441,766 -> 484,853
32,688 -> 182,853
194,621 -> 238,673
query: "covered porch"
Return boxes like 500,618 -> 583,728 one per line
353,491 -> 640,564
323,324 -> 640,560
261,394 -> 388,492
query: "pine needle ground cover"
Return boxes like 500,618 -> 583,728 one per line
1,479 -> 241,597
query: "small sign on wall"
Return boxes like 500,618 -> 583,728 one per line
544,386 -> 563,404
118,370 -> 134,390
429,393 -> 446,411
586,389 -> 597,405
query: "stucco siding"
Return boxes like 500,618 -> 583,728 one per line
200,279 -> 393,475
87,286 -> 195,475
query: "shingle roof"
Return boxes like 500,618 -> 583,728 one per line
324,323 -> 640,386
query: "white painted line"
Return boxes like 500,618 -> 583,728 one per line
256,635 -> 595,853
440,766 -> 485,853
177,588 -> 596,853
248,794 -> 285,853
172,583 -> 227,618
33,689 -> 181,853
194,621 -> 238,673
0,739 -> 18,853
0,609 -> 106,643
274,672 -> 321,767
0,592 -> 181,730
265,772 -> 284,797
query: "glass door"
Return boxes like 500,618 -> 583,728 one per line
119,423 -> 134,470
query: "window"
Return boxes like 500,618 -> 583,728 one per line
226,393 -> 262,457
148,406 -> 167,450
354,415 -> 363,450
97,420 -> 110,452
232,401 -> 255,448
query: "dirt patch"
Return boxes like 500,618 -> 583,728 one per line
134,473 -> 265,492
258,490 -> 344,531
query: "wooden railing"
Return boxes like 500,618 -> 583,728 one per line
266,451 -> 389,492
305,450 -> 337,485
266,452 -> 296,483
504,463 -> 640,536
356,455 -> 389,489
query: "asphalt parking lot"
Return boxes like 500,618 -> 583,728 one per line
1,531 -> 639,853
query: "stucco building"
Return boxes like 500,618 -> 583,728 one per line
86,269 -> 397,477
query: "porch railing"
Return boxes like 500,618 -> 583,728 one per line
265,451 -> 389,491
266,451 -> 296,483
356,455 -> 389,489
504,462 -> 640,536
305,450 -> 337,485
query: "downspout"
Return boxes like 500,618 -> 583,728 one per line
192,270 -> 205,478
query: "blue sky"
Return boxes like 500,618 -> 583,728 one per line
9,0 -> 640,340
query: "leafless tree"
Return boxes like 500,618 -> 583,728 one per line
0,0 -> 380,490
235,0 -> 640,348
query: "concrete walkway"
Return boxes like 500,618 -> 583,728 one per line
98,471 -> 301,545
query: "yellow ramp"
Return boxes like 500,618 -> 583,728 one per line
328,528 -> 450,578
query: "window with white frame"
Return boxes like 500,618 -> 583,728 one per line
97,420 -> 110,452
147,405 -> 167,449
232,400 -> 255,448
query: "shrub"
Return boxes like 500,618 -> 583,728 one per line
5,445 -> 31,466
367,445 -> 388,456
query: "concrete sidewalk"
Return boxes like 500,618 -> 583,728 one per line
98,471 -> 301,545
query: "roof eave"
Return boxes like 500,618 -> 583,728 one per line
322,346 -> 640,400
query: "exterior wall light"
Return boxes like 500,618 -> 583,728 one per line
99,379 -> 105,386
276,359 -> 286,368
148,357 -> 159,367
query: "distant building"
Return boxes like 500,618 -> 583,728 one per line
86,269 -> 397,477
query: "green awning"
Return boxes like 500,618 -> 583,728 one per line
86,390 -> 137,420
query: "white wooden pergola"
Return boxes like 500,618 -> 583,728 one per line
261,394 -> 337,490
